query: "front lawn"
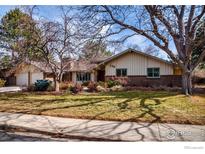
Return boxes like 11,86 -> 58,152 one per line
0,91 -> 205,125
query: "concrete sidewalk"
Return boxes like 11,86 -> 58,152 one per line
0,112 -> 204,141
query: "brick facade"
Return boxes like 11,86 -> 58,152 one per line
105,75 -> 182,87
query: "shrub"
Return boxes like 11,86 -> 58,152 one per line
60,82 -> 72,90
97,81 -> 106,88
47,84 -> 55,92
82,81 -> 90,87
87,81 -> 97,92
27,84 -> 35,91
117,79 -> 128,86
68,83 -> 82,94
76,83 -> 83,91
96,85 -> 107,92
34,80 -> 51,91
107,80 -> 120,88
68,86 -> 78,94
0,79 -> 6,87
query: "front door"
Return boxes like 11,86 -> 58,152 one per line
97,70 -> 105,82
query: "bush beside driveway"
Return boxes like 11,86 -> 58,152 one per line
0,91 -> 205,125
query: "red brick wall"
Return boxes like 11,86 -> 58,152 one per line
105,75 -> 182,87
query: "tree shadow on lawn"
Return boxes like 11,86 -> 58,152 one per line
7,91 -> 174,113
55,96 -> 185,141
90,91 -> 189,141
87,97 -> 163,141
12,97 -> 113,115
0,91 -> 187,141
0,95 -> 115,113
0,90 -> 179,118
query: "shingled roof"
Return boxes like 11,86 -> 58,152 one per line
90,56 -> 110,64
5,61 -> 53,77
6,59 -> 100,77
69,60 -> 98,72
29,61 -> 53,73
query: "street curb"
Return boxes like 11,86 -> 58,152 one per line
0,124 -> 124,142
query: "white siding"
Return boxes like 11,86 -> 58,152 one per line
105,52 -> 173,76
16,73 -> 28,86
72,72 -> 77,83
91,72 -> 95,82
15,64 -> 44,86
31,72 -> 44,84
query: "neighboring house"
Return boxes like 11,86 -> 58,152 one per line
6,49 -> 182,87
192,67 -> 205,84
6,61 -> 54,86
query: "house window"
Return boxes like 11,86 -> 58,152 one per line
116,68 -> 127,77
147,68 -> 160,78
76,72 -> 91,82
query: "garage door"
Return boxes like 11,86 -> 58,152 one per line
16,73 -> 28,86
31,72 -> 44,84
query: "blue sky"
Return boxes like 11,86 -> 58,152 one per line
0,6 -> 15,17
0,5 -> 171,59
0,6 -> 62,20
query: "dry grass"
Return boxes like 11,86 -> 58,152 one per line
0,91 -> 205,125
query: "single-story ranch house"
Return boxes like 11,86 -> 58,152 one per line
6,49 -> 183,87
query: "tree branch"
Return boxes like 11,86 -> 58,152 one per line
191,6 -> 205,34
186,5 -> 195,34
102,5 -> 180,64
150,6 -> 177,38
145,6 -> 168,47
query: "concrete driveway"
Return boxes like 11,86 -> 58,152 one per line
0,86 -> 25,93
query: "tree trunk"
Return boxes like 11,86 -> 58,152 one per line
55,80 -> 60,92
182,71 -> 192,95
53,76 -> 60,92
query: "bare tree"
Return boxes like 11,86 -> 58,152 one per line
80,40 -> 113,60
78,5 -> 205,95
144,45 -> 160,57
126,44 -> 142,51
33,7 -> 79,92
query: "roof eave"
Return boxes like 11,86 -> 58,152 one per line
98,48 -> 173,66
